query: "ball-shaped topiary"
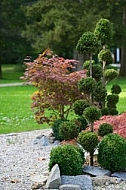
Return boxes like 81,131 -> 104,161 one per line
73,99 -> 90,116
52,119 -> 65,141
72,145 -> 85,164
78,77 -> 97,94
111,84 -> 122,94
84,106 -> 101,124
49,144 -> 83,175
87,64 -> 103,81
107,94 -> 119,106
98,49 -> 113,65
76,31 -> 101,55
59,120 -> 79,141
109,108 -> 118,116
104,69 -> 118,82
101,107 -> 110,116
94,18 -> 114,46
98,133 -> 126,171
76,116 -> 88,132
77,131 -> 99,153
93,82 -> 107,102
98,123 -> 113,137
83,60 -> 96,69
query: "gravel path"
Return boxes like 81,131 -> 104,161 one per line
0,129 -> 126,190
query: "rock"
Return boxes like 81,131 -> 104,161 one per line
61,175 -> 93,190
31,182 -> 44,190
111,172 -> 126,180
53,140 -> 60,146
59,184 -> 81,190
30,174 -> 47,184
45,164 -> 61,189
83,166 -> 111,176
39,135 -> 50,146
92,176 -> 120,186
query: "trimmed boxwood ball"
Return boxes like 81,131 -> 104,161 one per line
77,131 -> 99,153
84,106 -> 101,123
73,99 -> 90,116
49,144 -> 83,175
98,133 -> 126,171
101,107 -> 110,116
87,64 -> 103,81
78,77 -> 97,94
104,69 -> 118,81
111,84 -> 122,94
59,120 -> 79,141
109,108 -> 118,116
98,49 -> 113,65
98,123 -> 113,137
83,60 -> 96,69
72,145 -> 85,164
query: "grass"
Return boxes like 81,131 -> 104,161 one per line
0,64 -> 126,134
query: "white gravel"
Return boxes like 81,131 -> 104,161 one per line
0,129 -> 126,190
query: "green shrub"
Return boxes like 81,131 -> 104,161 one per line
109,108 -> 118,115
59,120 -> 79,141
83,60 -> 96,69
98,49 -> 113,65
49,144 -> 83,175
101,107 -> 110,116
104,69 -> 118,81
52,119 -> 65,141
84,106 -> 101,123
72,145 -> 85,164
78,77 -> 97,94
111,84 -> 122,94
98,133 -> 126,171
73,99 -> 90,116
107,94 -> 119,105
98,123 -> 113,137
77,131 -> 98,153
93,82 -> 107,102
76,116 -> 88,132
87,64 -> 103,81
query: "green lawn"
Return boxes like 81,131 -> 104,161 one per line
0,64 -> 126,134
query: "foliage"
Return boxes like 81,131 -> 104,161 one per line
94,18 -> 114,46
109,108 -> 118,115
98,133 -> 126,171
107,94 -> 119,107
76,31 -> 101,55
101,107 -> 110,116
73,99 -> 90,116
98,123 -> 113,137
72,145 -> 85,164
59,120 -> 79,141
83,60 -> 96,69
78,77 -> 97,95
98,49 -> 114,65
104,69 -> 118,82
49,144 -> 83,175
93,81 -> 107,103
111,84 -> 122,94
75,116 -> 88,132
22,50 -> 86,123
87,64 -> 103,81
84,106 -> 101,124
52,119 -> 65,141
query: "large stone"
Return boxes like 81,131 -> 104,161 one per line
83,166 -> 111,176
111,172 -> 126,180
45,164 -> 61,189
39,135 -> 50,146
92,176 -> 121,186
61,175 -> 93,190
59,184 -> 81,190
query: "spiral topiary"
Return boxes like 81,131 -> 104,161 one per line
98,133 -> 126,171
59,120 -> 79,141
73,99 -> 90,116
49,144 -> 83,175
98,123 -> 113,137
111,84 -> 122,94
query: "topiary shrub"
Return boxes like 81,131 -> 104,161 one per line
107,94 -> 119,105
87,64 -> 103,81
111,84 -> 122,94
93,82 -> 107,103
78,77 -> 97,94
98,49 -> 113,65
72,145 -> 85,164
98,133 -> 126,171
98,123 -> 113,137
59,120 -> 79,141
77,131 -> 99,166
83,60 -> 96,69
104,69 -> 118,82
49,144 -> 83,175
75,116 -> 88,132
109,108 -> 118,115
73,99 -> 90,116
101,107 -> 110,116
52,119 -> 65,141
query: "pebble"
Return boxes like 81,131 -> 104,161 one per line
0,129 -> 126,190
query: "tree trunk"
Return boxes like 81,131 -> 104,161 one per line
119,8 -> 126,77
90,152 -> 94,166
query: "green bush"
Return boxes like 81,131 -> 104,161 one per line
72,145 -> 85,164
87,64 -> 103,81
78,77 -> 97,94
77,131 -> 98,153
98,49 -> 113,65
73,99 -> 90,116
98,133 -> 126,171
111,84 -> 122,94
93,82 -> 107,102
101,107 -> 110,116
109,108 -> 118,115
98,123 -> 113,137
104,69 -> 118,82
49,144 -> 83,175
83,60 -> 96,69
59,120 -> 79,141
84,106 -> 101,123
107,94 -> 119,105
52,119 -> 65,141
76,116 -> 88,132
